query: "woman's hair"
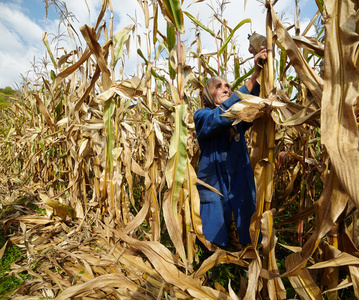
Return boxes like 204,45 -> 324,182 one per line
200,76 -> 228,109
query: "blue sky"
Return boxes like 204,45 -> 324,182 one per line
0,0 -> 319,89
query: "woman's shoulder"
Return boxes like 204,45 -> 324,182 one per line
194,107 -> 211,118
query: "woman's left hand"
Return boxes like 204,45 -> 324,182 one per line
253,46 -> 267,73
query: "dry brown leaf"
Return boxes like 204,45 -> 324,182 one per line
243,257 -> 261,300
80,24 -> 112,90
250,159 -> 273,247
32,94 -> 55,131
292,35 -> 324,56
0,241 -> 9,261
54,48 -> 92,87
53,273 -> 139,300
261,210 -> 286,299
271,6 -> 323,104
321,0 -> 359,207
285,252 -> 323,300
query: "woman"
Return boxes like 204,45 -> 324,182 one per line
194,47 -> 267,247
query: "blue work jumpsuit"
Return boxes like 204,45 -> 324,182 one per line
193,83 -> 259,246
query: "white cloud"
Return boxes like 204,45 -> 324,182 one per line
0,50 -> 35,88
0,2 -> 44,45
0,3 -> 45,87
0,22 -> 23,52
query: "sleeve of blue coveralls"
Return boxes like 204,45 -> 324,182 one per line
241,82 -> 261,132
194,84 -> 255,140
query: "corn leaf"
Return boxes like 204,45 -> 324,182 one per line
271,6 -> 323,104
286,252 -> 323,299
167,23 -> 177,79
163,104 -> 188,265
104,99 -> 114,174
292,35 -> 324,57
321,0 -> 359,206
112,24 -> 134,68
153,2 -> 158,44
217,18 -> 251,57
32,94 -> 55,131
249,159 -> 272,247
42,32 -> 57,69
183,11 -> 215,36
80,24 -> 112,89
40,193 -> 76,220
314,0 -> 324,13
261,210 -> 286,299
158,0 -> 185,34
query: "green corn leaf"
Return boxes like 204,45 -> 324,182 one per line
165,0 -> 184,33
234,53 -> 240,79
158,0 -> 185,33
231,67 -> 254,90
137,48 -> 148,63
314,0 -> 324,13
167,23 -> 176,50
217,18 -> 251,57
279,49 -> 287,79
166,104 -> 187,210
42,32 -> 57,69
162,104 -> 188,267
151,68 -> 166,82
317,25 -> 325,40
183,11 -> 215,37
153,2 -> 158,45
50,70 -> 56,85
104,99 -> 115,174
167,23 -> 176,79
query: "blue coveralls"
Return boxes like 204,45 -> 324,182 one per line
193,83 -> 260,246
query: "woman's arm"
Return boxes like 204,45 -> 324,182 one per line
245,47 -> 267,93
194,84 -> 255,139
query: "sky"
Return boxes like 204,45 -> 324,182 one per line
0,0 -> 319,89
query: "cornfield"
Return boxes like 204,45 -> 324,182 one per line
1,0 -> 359,299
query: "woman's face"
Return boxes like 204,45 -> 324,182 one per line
209,78 -> 232,106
